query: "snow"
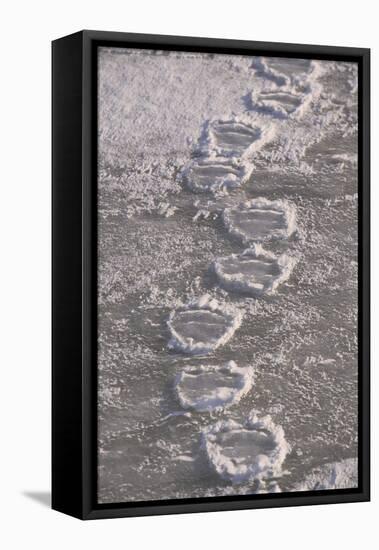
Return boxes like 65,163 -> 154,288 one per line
174,361 -> 254,412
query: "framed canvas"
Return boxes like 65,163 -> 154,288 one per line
52,30 -> 370,520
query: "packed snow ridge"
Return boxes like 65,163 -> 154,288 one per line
167,295 -> 243,355
174,361 -> 254,412
223,197 -> 297,244
199,117 -> 269,159
202,412 -> 291,483
213,244 -> 296,296
249,87 -> 310,119
182,157 -> 253,194
250,57 -> 322,121
180,114 -> 276,195
251,57 -> 290,87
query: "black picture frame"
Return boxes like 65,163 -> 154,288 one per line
52,30 -> 370,520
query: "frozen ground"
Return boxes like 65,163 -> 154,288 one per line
97,47 -> 358,503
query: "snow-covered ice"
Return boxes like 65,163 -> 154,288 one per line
294,458 -> 358,491
97,46 -> 359,504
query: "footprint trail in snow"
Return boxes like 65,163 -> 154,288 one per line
165,56 -> 328,490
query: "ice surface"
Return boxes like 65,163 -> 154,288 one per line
223,197 -> 297,244
174,361 -> 254,412
294,458 -> 358,491
213,244 -> 296,296
167,295 -> 243,354
202,412 -> 290,482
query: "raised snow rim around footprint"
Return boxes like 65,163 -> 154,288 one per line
250,57 -> 324,120
167,294 -> 243,355
181,156 -> 253,195
249,86 -> 313,120
174,360 -> 254,412
213,243 -> 296,296
202,412 -> 291,483
198,115 -> 277,160
223,197 -> 297,245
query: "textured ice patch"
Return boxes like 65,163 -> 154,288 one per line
223,197 -> 297,244
182,157 -> 253,194
201,118 -> 263,158
294,458 -> 358,491
174,361 -> 254,412
213,244 -> 296,296
167,295 -> 243,355
202,412 -> 290,482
